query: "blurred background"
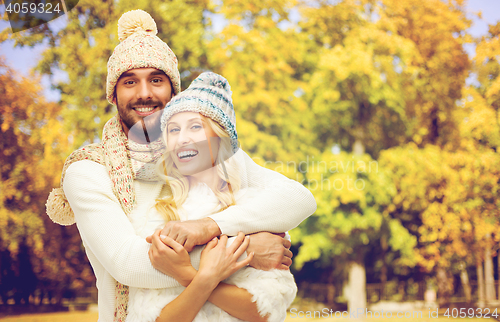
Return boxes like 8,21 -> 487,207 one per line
1,0 -> 500,317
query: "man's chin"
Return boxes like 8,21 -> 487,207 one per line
127,111 -> 163,142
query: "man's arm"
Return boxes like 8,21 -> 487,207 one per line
156,149 -> 315,269
209,149 -> 317,235
63,160 -> 179,289
158,149 -> 316,246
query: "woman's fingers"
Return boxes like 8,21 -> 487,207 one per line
145,228 -> 163,244
226,232 -> 245,253
232,235 -> 250,259
160,234 -> 185,254
234,251 -> 254,271
218,234 -> 228,248
151,230 -> 177,255
205,237 -> 218,250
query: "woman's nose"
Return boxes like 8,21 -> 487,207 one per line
136,81 -> 153,100
178,128 -> 193,145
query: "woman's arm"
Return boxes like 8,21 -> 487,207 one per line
155,272 -> 218,322
207,283 -> 268,322
151,232 -> 266,322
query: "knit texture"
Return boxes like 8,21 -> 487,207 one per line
106,10 -> 181,104
46,115 -> 137,321
128,136 -> 164,182
160,72 -> 238,152
46,115 -> 136,226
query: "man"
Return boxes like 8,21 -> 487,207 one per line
46,9 -> 316,321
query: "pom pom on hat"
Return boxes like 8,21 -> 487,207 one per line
190,72 -> 233,98
118,9 -> 157,42
46,188 -> 75,226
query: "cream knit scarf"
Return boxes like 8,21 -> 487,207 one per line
46,114 -> 163,321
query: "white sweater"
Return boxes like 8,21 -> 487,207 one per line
63,149 -> 316,322
126,183 -> 297,322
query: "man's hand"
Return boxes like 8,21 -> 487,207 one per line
146,218 -> 221,252
247,232 -> 292,270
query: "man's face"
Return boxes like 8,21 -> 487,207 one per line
113,68 -> 173,142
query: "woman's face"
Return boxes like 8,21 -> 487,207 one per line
165,112 -> 219,177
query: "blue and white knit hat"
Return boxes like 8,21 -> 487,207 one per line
160,72 -> 239,152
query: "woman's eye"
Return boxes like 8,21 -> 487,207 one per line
191,125 -> 202,130
169,128 -> 179,133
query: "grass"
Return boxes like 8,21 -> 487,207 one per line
0,311 -> 491,322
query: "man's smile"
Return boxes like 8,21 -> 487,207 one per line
133,105 -> 158,116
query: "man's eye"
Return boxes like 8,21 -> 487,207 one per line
152,78 -> 162,83
124,80 -> 135,85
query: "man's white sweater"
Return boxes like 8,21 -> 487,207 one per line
63,149 -> 316,321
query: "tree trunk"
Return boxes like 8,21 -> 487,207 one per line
380,232 -> 388,301
477,257 -> 485,308
459,263 -> 472,303
346,133 -> 367,312
498,250 -> 500,304
347,260 -> 367,312
436,267 -> 451,306
485,235 -> 496,303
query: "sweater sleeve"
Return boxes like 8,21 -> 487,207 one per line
208,150 -> 317,236
63,160 -> 181,289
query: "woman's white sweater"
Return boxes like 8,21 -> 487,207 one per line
63,149 -> 316,321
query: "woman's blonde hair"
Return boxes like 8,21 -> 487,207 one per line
154,115 -> 241,222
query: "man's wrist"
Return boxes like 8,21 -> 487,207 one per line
203,217 -> 221,239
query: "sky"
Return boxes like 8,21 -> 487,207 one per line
0,0 -> 500,100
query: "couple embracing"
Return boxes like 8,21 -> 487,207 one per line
47,9 -> 317,322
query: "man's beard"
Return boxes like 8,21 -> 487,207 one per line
118,99 -> 164,143
129,111 -> 163,143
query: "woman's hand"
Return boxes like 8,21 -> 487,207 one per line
198,232 -> 254,287
148,229 -> 197,287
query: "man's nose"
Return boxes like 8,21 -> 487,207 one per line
137,81 -> 153,100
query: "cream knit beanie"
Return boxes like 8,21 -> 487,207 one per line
106,10 -> 181,104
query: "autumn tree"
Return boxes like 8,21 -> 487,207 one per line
287,0 -> 470,309
0,57 -> 94,304
1,0 -> 215,147
208,0 -> 319,163
466,21 -> 500,305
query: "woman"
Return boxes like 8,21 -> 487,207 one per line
125,72 -> 298,322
